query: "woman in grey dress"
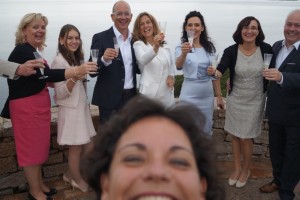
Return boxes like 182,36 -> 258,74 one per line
208,16 -> 272,188
175,11 -> 220,135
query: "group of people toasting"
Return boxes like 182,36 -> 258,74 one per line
0,0 -> 299,199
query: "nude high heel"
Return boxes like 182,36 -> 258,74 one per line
71,179 -> 89,193
236,170 -> 250,188
228,171 -> 240,186
63,173 -> 72,185
228,177 -> 239,186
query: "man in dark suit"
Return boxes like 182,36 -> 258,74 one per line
90,0 -> 139,124
260,9 -> 300,200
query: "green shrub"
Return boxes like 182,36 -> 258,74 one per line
220,70 -> 229,97
174,75 -> 184,97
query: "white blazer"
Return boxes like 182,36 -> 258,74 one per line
133,41 -> 175,98
51,53 -> 85,108
0,60 -> 19,79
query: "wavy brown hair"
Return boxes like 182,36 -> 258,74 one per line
132,12 -> 160,44
57,24 -> 84,66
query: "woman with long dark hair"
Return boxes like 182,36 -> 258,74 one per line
175,11 -> 220,135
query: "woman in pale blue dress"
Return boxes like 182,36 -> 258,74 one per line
176,11 -> 220,135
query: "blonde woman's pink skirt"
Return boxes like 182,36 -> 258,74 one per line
9,87 -> 51,167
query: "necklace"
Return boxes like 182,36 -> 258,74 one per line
239,44 -> 257,56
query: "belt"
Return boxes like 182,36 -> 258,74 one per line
122,88 -> 135,94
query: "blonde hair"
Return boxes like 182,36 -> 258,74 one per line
15,13 -> 48,50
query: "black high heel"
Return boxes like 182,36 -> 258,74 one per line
28,193 -> 36,200
44,188 -> 57,196
28,192 -> 54,200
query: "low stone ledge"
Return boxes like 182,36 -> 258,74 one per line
0,104 -> 270,196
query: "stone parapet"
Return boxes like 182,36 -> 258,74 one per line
0,105 -> 270,196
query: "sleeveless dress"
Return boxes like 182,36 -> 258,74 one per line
224,48 -> 266,138
176,47 -> 215,135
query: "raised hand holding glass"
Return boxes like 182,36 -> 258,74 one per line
90,49 -> 99,73
186,30 -> 195,53
33,51 -> 48,79
158,21 -> 167,45
264,53 -> 273,70
210,53 -> 219,69
113,37 -> 120,60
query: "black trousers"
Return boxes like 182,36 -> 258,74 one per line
98,88 -> 136,125
269,122 -> 300,200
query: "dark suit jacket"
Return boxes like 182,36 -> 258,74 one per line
266,40 -> 300,125
90,27 -> 139,109
217,42 -> 273,94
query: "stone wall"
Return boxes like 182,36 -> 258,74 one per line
0,106 -> 270,196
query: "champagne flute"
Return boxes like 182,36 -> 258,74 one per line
90,49 -> 99,72
80,60 -> 89,82
33,51 -> 48,79
186,30 -> 195,53
210,53 -> 219,69
158,21 -> 167,45
113,37 -> 120,60
264,53 -> 273,70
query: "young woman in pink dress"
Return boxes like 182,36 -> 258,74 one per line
51,24 -> 96,193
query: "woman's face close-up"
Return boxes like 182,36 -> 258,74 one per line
101,116 -> 207,200
139,15 -> 154,40
241,20 -> 259,43
23,19 -> 46,49
185,16 -> 204,41
61,29 -> 80,52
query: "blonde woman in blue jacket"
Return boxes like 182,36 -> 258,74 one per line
132,12 -> 175,107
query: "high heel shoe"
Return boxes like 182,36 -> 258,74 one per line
28,193 -> 54,200
44,188 -> 57,196
228,171 -> 240,186
63,173 -> 72,185
228,177 -> 238,186
236,170 -> 250,188
71,179 -> 89,193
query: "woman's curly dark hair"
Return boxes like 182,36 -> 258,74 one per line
80,96 -> 224,200
180,10 -> 216,54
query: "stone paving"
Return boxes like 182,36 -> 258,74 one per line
2,160 -> 300,200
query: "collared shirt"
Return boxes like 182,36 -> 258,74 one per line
101,26 -> 133,89
275,40 -> 300,84
113,25 -> 134,89
276,40 -> 300,69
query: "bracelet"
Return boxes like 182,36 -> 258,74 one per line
70,78 -> 77,83
73,67 -> 79,78
214,70 -> 218,79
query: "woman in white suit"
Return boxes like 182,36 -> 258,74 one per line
51,24 -> 96,193
132,12 -> 175,107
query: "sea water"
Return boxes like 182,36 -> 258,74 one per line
0,0 -> 299,110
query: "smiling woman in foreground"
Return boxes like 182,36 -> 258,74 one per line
81,96 -> 224,200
